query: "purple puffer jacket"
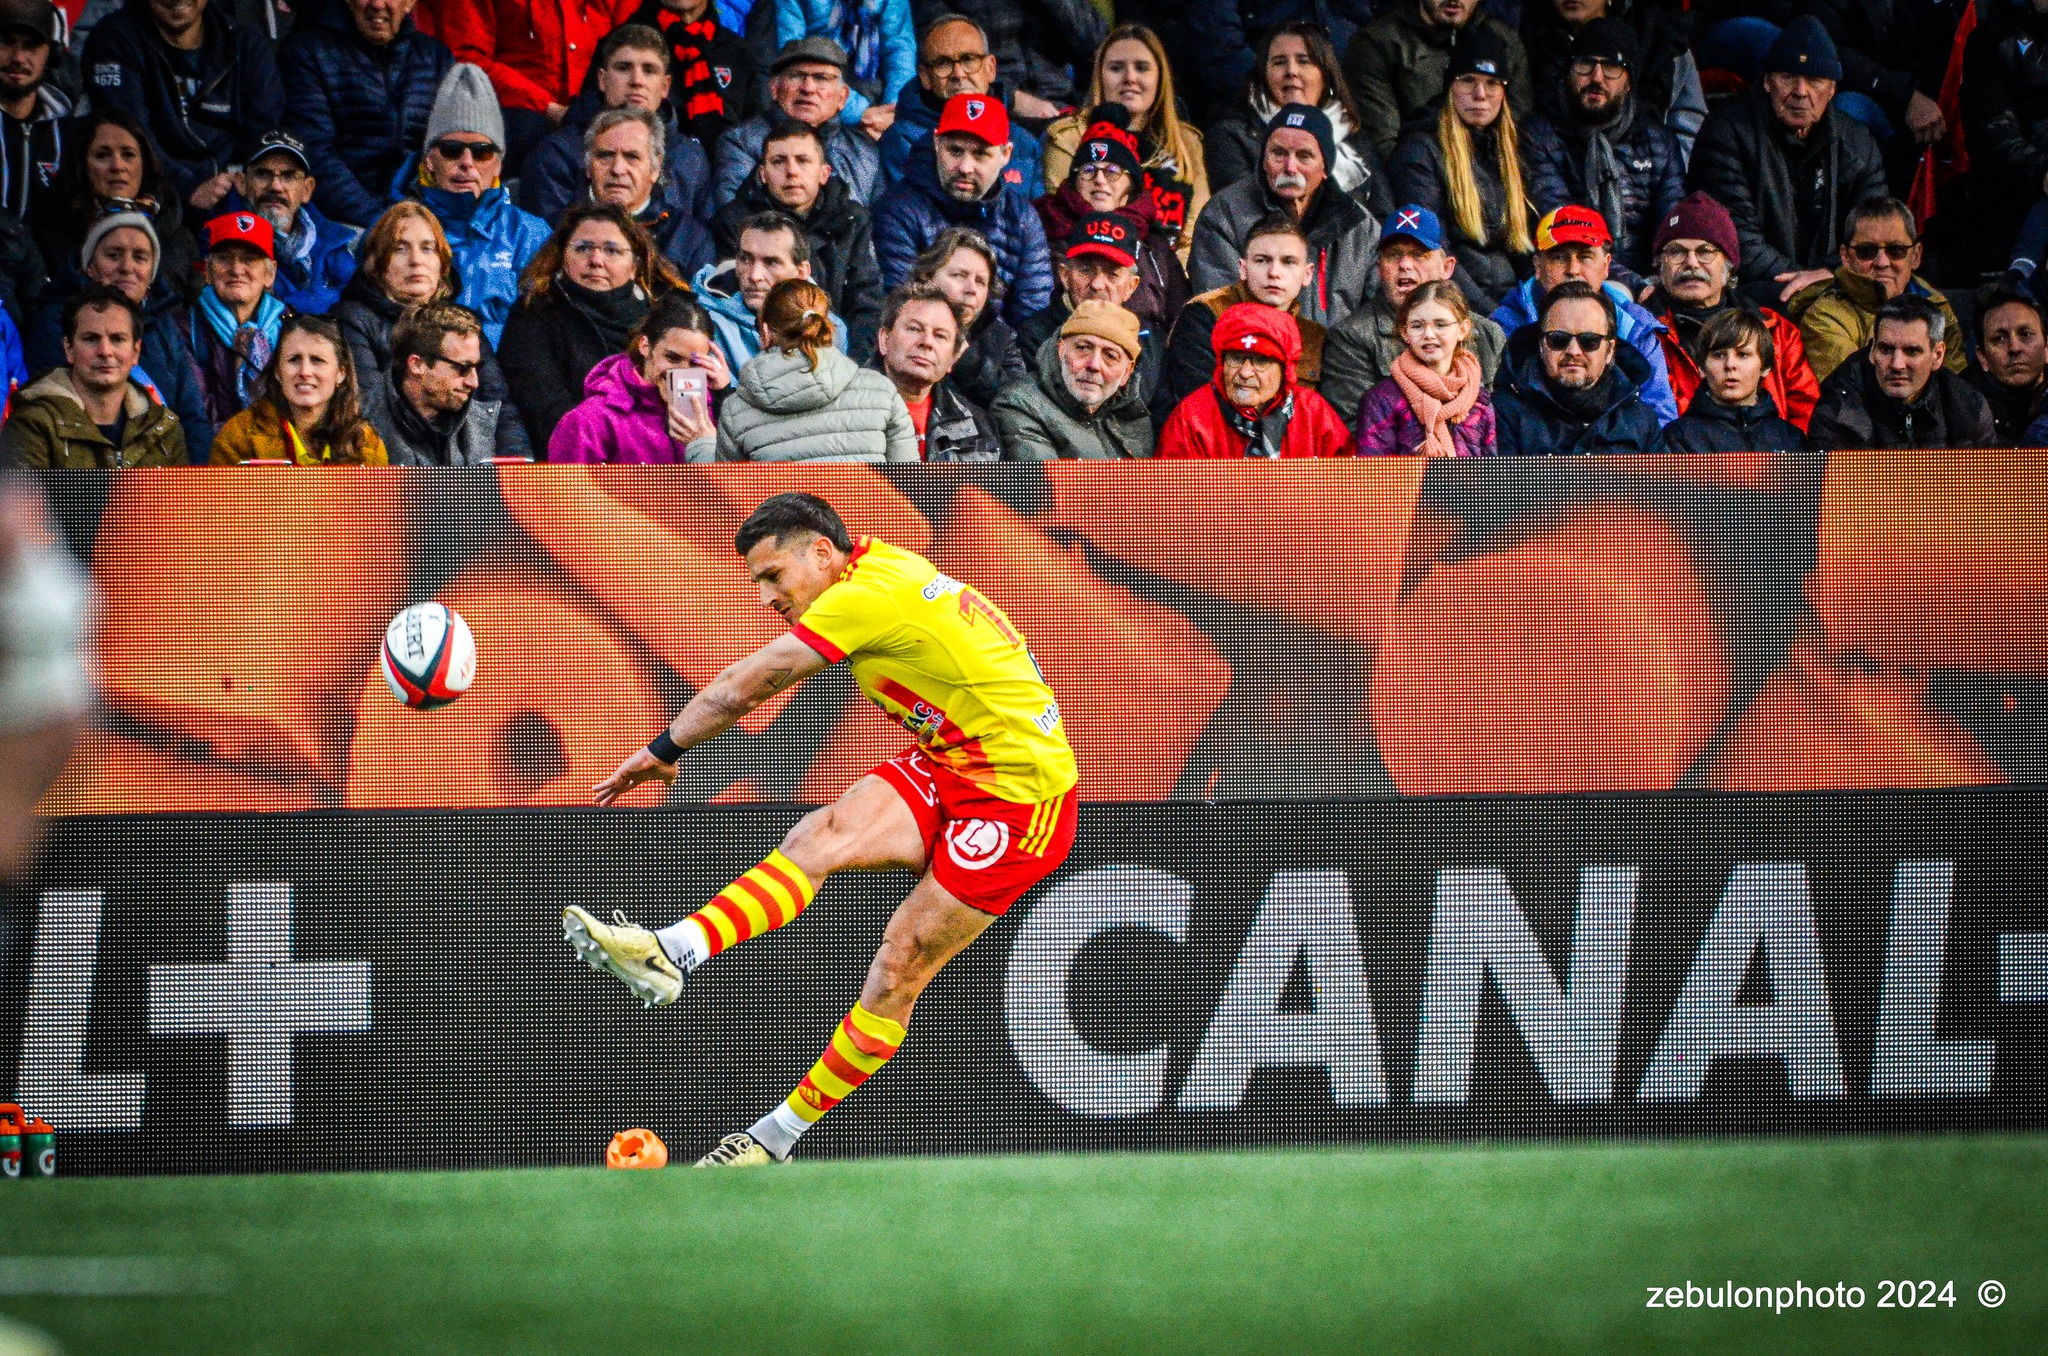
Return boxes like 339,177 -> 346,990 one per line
1354,374 -> 1498,457
547,353 -> 692,465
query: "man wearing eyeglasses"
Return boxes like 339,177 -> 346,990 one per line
1521,19 -> 1684,280
1644,191 -> 1819,429
231,130 -> 360,317
408,63 -> 552,347
877,15 -> 1042,195
364,302 -> 532,464
1791,195 -> 1966,383
1494,277 -> 1665,454
711,37 -> 881,211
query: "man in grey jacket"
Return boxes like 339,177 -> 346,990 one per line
993,299 -> 1155,459
365,304 -> 530,465
1187,105 -> 1382,328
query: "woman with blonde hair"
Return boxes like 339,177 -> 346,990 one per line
1386,30 -> 1534,313
211,315 -> 389,465
695,278 -> 917,464
1355,280 -> 1497,456
1041,25 -> 1209,258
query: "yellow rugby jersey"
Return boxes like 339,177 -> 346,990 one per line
790,537 -> 1078,804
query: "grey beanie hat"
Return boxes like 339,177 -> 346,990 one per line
80,211 -> 163,284
425,63 -> 506,151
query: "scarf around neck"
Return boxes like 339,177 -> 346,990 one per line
557,276 -> 650,353
196,288 -> 286,408
1392,348 -> 1482,457
1252,93 -> 1372,196
1575,96 -> 1636,252
1216,385 -> 1295,459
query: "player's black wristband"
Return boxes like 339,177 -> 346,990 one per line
646,731 -> 683,764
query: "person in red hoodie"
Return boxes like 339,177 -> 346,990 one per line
420,0 -> 641,170
1156,301 -> 1353,458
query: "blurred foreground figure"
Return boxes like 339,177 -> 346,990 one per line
0,477 -> 90,874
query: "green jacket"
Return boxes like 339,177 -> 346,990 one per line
0,369 -> 188,468
1791,267 -> 1967,385
993,336 -> 1157,461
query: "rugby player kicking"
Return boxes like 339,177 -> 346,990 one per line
566,491 -> 1077,1167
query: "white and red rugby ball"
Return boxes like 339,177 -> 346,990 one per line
381,602 -> 476,710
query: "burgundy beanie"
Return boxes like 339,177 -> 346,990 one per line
1652,192 -> 1741,269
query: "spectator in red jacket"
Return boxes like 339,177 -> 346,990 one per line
420,0 -> 640,170
1156,301 -> 1352,457
1645,191 -> 1819,430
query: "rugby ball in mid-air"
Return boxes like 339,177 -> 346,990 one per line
381,602 -> 476,711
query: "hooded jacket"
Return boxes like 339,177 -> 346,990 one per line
1156,303 -> 1354,459
1790,267 -> 1969,384
1321,288 -> 1506,430
1652,291 -> 1820,430
713,174 -> 883,358
425,0 -> 640,114
1492,327 -> 1667,455
1163,284 -> 1330,413
712,113 -> 881,211
262,201 -> 362,317
878,81 -> 1044,194
279,6 -> 453,228
0,369 -> 187,468
689,259 -> 849,373
1186,176 -> 1381,328
1491,277 -> 1678,425
1522,98 -> 1686,278
81,0 -> 287,202
330,267 -> 514,408
1386,120 -> 1530,313
695,344 -> 917,463
1686,90 -> 1889,292
366,369 -> 528,465
873,150 -> 1055,329
992,333 -> 1157,460
544,351 -> 688,463
1344,5 -> 1534,158
1034,181 -> 1189,334
519,88 -> 715,226
1808,353 -> 1998,451
1661,391 -> 1810,453
404,170 -> 554,346
24,273 -> 215,463
0,84 -> 72,223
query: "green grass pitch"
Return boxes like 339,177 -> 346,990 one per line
5,1134 -> 2044,1355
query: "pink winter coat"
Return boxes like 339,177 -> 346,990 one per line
547,353 -> 690,464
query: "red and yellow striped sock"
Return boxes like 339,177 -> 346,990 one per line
749,1002 -> 905,1159
658,850 -> 815,970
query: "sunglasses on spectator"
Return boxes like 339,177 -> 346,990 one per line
433,139 -> 501,163
922,52 -> 990,75
1848,242 -> 1913,262
428,353 -> 480,378
1541,330 -> 1611,353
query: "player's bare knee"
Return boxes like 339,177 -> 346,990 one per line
778,803 -> 856,873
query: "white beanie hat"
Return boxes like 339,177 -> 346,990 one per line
80,210 -> 163,284
424,63 -> 506,151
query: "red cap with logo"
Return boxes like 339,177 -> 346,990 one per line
1067,214 -> 1136,269
1534,205 -> 1612,252
204,211 -> 277,260
936,92 -> 1010,146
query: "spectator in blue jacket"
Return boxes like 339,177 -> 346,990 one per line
777,0 -> 914,137
519,23 -> 715,228
713,36 -> 882,209
402,63 -> 553,346
277,0 -> 452,230
878,14 -> 1042,195
80,0 -> 285,212
689,210 -> 848,371
1,296 -> 24,399
23,211 -> 216,461
872,91 -> 1052,329
1518,18 -> 1684,280
1494,278 -> 1667,454
231,130 -> 359,316
1490,204 -> 1678,424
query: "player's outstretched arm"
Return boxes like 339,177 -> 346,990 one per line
592,634 -> 829,805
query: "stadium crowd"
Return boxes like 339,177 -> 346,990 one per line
0,0 -> 2042,465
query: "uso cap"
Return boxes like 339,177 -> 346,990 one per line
1067,214 -> 1137,269
1535,204 -> 1612,252
937,91 -> 1010,146
205,211 -> 277,259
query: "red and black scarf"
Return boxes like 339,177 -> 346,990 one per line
653,12 -> 730,128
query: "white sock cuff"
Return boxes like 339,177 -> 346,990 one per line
749,1102 -> 810,1161
654,917 -> 711,972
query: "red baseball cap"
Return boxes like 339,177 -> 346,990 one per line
204,211 -> 276,260
1535,205 -> 1612,252
1066,214 -> 1136,269
936,92 -> 1010,146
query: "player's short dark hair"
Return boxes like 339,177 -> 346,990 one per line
62,283 -> 143,343
735,492 -> 854,556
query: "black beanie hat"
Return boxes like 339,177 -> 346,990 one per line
1445,27 -> 1512,87
1265,102 -> 1337,170
1571,17 -> 1640,73
1071,102 -> 1144,183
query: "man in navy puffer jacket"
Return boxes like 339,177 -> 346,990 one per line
872,92 -> 1051,330
278,0 -> 453,229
